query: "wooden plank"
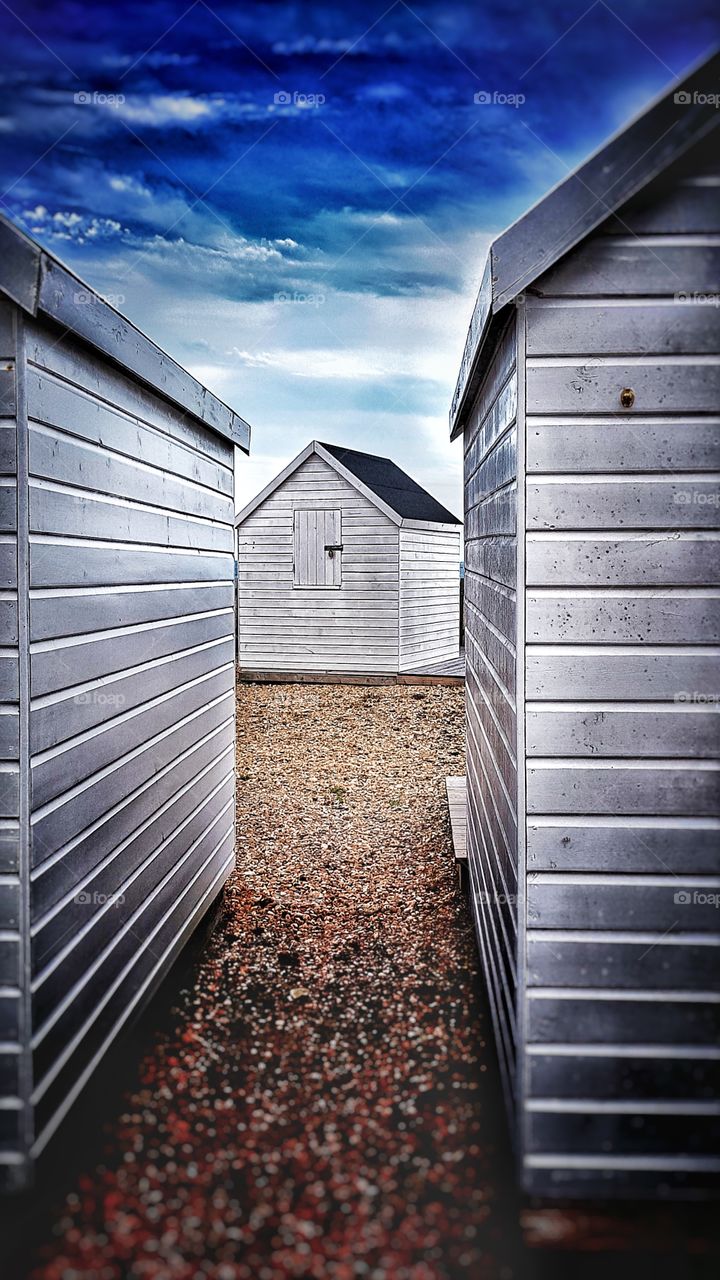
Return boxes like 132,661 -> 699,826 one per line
528,476 -> 720,531
527,817 -> 720,874
527,705 -> 720,757
527,358 -> 720,415
526,533 -> 720,587
528,1050 -> 720,1101
29,485 -> 232,552
527,760 -> 720,817
526,645 -> 719,699
30,542 -> 233,589
527,418 -> 720,474
0,215 -> 41,311
25,325 -> 236,470
528,938 -> 720,989
528,881 -> 720,931
30,583 -> 233,643
445,776 -> 467,862
527,994 -> 720,1045
31,638 -> 234,753
526,590 -> 720,644
534,238 -> 720,298
32,783 -> 234,989
31,833 -> 233,1150
527,1110 -> 720,1156
606,178 -> 720,234
526,301 -> 720,356
31,611 -> 233,696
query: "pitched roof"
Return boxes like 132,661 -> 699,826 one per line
450,46 -> 720,438
319,442 -> 461,524
235,440 -> 461,527
0,212 -> 251,451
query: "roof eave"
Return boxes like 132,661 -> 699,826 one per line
449,45 -> 720,439
0,214 -> 251,453
400,517 -> 463,531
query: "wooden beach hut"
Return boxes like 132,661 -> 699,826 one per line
0,213 -> 250,1188
450,50 -> 720,1198
236,440 -> 462,678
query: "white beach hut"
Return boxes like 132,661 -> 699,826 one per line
236,441 -> 462,678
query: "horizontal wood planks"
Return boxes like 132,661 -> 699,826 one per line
238,454 -> 401,673
463,317 -> 520,1123
0,299 -> 25,1185
398,527 -> 461,671
519,139 -> 720,1196
0,305 -> 238,1186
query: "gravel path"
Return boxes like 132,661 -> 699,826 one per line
26,681 -> 525,1280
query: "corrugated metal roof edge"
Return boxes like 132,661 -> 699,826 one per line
449,45 -> 720,440
0,212 -> 251,453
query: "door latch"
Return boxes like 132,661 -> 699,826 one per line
325,543 -> 343,558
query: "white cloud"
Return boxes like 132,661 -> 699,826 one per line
228,346 -> 393,381
120,94 -> 221,125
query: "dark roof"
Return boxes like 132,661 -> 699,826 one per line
0,213 -> 250,451
320,443 -> 461,524
450,46 -> 720,438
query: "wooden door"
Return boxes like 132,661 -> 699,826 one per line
293,509 -> 342,587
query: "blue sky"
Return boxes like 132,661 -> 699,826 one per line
0,0 -> 717,511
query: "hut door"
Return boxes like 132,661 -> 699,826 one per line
294,509 -> 342,587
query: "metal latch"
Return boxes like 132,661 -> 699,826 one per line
325,543 -> 343,558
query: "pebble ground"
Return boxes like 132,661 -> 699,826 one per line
23,681 -> 530,1280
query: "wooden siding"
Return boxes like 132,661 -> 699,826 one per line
521,142 -> 720,1196
463,318 -> 520,1123
398,527 -> 461,671
238,454 -> 401,674
0,312 -> 237,1183
0,299 -> 27,1186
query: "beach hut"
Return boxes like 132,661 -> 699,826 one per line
235,440 -> 462,678
450,50 -> 720,1198
0,213 -> 250,1189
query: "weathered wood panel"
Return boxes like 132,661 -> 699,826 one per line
533,237 -> 720,298
527,417 -> 720,474
463,318 -> 520,1121
527,589 -> 720,644
0,305 -> 24,1190
519,147 -> 720,1194
399,527 -> 461,671
526,817 -> 720,874
238,454 -> 401,673
19,313 -> 237,1176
